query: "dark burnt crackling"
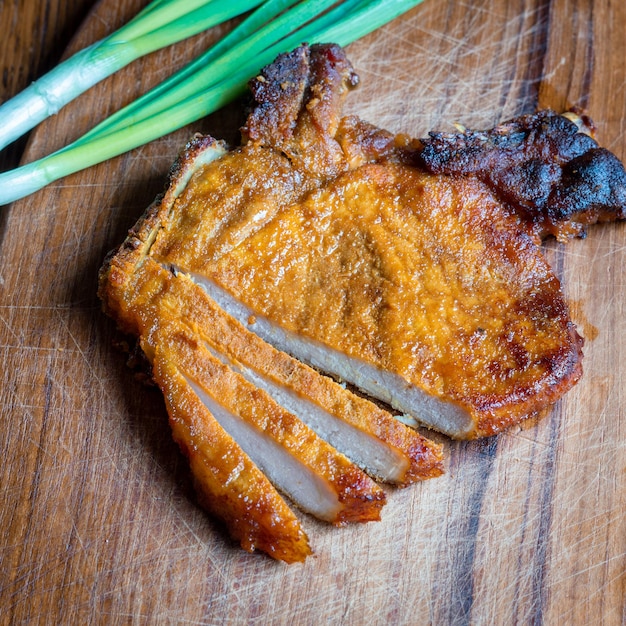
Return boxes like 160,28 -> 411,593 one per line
242,43 -> 358,147
242,45 -> 312,144
417,109 -> 626,241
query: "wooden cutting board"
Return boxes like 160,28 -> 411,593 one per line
1,1 -> 624,623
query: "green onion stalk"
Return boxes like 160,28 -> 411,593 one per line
0,0 -> 263,151
0,0 -> 424,206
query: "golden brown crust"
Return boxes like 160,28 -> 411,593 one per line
153,347 -> 312,563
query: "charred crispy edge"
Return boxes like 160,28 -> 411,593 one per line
474,322 -> 584,438
417,109 -> 626,240
298,43 -> 359,136
242,43 -> 311,144
152,341 -> 312,563
241,43 -> 358,147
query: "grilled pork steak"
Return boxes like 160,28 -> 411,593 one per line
99,43 -> 625,560
100,209 -> 443,562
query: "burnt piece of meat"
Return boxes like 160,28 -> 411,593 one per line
418,109 -> 626,240
100,43 -> 625,561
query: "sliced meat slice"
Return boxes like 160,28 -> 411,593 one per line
152,343 -> 311,563
202,337 -> 414,484
155,326 -> 386,525
187,270 -> 474,439
162,271 -> 444,485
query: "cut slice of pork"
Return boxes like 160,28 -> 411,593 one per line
189,271 -> 474,439
153,343 -> 312,563
158,326 -> 386,525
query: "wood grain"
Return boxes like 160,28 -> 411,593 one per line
0,1 -> 624,624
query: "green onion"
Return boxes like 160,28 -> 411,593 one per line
0,0 -> 263,150
72,0 -> 323,145
0,0 -> 425,206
